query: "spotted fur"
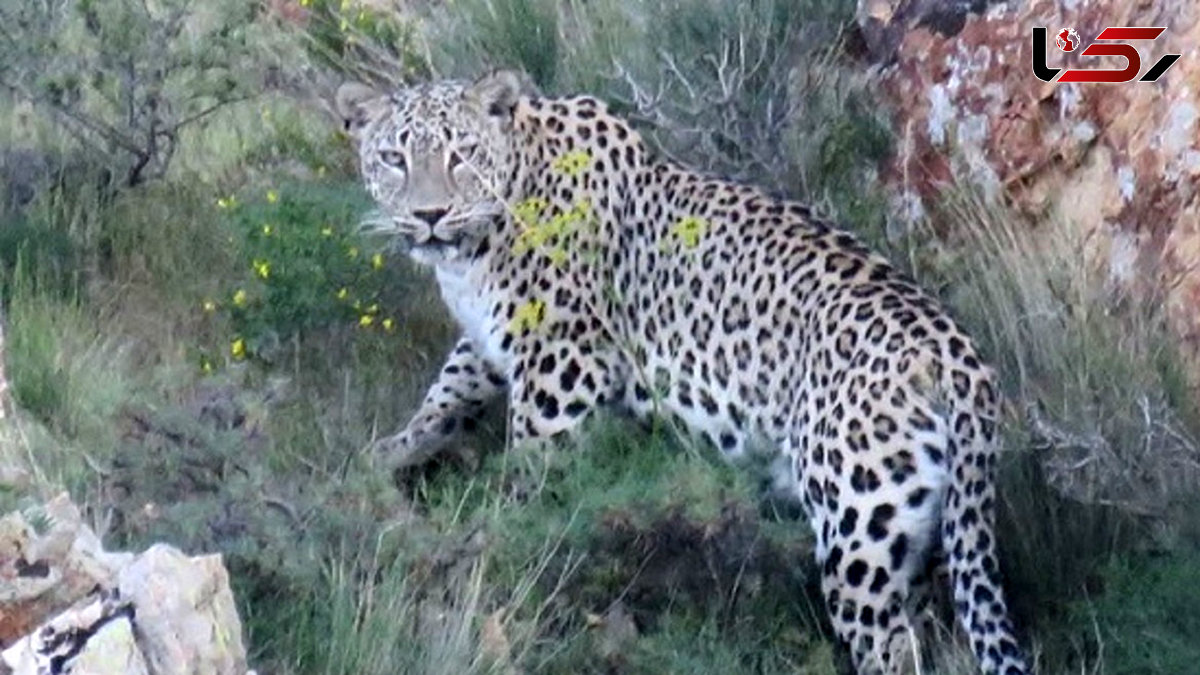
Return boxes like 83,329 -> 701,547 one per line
336,71 -> 1030,675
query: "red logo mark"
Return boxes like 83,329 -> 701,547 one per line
1056,28 -> 1080,52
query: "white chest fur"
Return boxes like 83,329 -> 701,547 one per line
422,252 -> 512,373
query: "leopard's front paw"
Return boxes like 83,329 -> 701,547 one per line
372,430 -> 425,469
373,419 -> 452,470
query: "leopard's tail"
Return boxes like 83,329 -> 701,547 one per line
941,366 -> 1029,675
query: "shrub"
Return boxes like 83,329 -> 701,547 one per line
298,0 -> 430,84
418,0 -> 887,221
0,0 -> 271,186
198,180 -> 406,370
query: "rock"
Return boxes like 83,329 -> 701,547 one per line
0,148 -> 53,214
0,498 -> 250,675
861,0 -> 1200,388
0,464 -> 29,493
588,601 -> 638,670
2,591 -> 145,675
70,615 -> 150,675
116,544 -> 247,675
480,607 -> 518,675
0,493 -> 132,645
0,148 -> 114,216
855,0 -> 996,63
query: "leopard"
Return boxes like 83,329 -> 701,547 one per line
335,70 -> 1030,675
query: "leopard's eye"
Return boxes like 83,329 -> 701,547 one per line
378,149 -> 407,171
448,142 -> 477,172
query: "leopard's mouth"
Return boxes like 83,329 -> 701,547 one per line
408,231 -> 469,250
403,230 -> 478,266
382,211 -> 495,259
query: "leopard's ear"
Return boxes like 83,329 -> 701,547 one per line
467,70 -> 536,121
335,82 -> 389,138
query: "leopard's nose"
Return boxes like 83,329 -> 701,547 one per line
413,208 -> 449,227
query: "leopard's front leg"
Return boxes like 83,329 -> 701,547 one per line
375,337 -> 507,469
506,338 -> 628,448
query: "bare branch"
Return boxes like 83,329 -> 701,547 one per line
1,0 -> 262,189
0,79 -> 146,156
174,94 -> 253,130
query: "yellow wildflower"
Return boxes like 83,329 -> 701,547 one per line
232,289 -> 248,307
551,150 -> 592,177
509,299 -> 547,333
513,225 -> 551,255
300,0 -> 310,6
572,199 -> 593,221
202,299 -> 217,313
513,197 -> 548,227
669,216 -> 708,249
382,317 -> 395,332
230,338 -> 246,359
321,225 -> 334,237
216,196 -> 238,210
266,189 -> 278,204
359,314 -> 374,328
366,303 -> 379,314
253,259 -> 271,280
200,357 -> 214,375
371,252 -> 384,270
512,198 -> 595,256
261,224 -> 273,236
545,213 -> 568,239
336,287 -> 349,300
347,246 -> 359,259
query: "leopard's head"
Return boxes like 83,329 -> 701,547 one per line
336,71 -> 533,254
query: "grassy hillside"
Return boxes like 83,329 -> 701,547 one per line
1,1 -> 1197,673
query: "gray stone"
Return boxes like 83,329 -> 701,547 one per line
117,544 -> 248,675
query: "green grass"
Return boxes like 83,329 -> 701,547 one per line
1,262 -> 131,494
236,414 -> 831,675
1065,550 -> 1200,675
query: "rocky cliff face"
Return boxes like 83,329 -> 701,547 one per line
860,0 -> 1200,383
